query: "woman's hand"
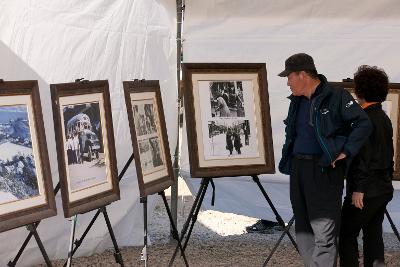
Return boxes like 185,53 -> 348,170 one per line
352,192 -> 364,209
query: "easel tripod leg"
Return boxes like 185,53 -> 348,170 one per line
252,175 -> 298,252
101,207 -> 124,267
62,209 -> 102,267
141,197 -> 148,267
8,223 -> 37,267
60,155 -> 133,267
263,216 -> 295,267
66,215 -> 78,267
159,191 -> 189,267
182,178 -> 210,251
180,178 -> 208,237
8,184 -> 60,267
169,178 -> 209,266
28,224 -> 53,267
385,209 -> 400,244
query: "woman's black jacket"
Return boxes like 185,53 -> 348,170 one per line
346,103 -> 394,198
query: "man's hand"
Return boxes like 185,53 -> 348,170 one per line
351,192 -> 364,209
331,152 -> 346,168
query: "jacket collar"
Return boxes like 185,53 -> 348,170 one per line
363,102 -> 382,110
287,74 -> 332,101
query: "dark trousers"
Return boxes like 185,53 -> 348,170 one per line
290,155 -> 345,267
339,192 -> 393,267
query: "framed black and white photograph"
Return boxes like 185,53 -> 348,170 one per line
51,80 -> 119,217
183,63 -> 275,178
331,80 -> 400,181
123,80 -> 174,197
207,119 -> 250,157
0,80 -> 56,232
209,81 -> 245,118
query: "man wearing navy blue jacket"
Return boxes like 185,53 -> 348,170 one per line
278,53 -> 372,267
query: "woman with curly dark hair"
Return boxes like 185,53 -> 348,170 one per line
339,65 -> 394,267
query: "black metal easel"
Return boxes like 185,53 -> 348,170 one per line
24,223 -> 53,267
251,175 -> 298,251
140,192 -> 189,267
140,197 -> 148,266
66,215 -> 77,267
262,215 -> 295,266
8,162 -> 133,267
64,205 -> 125,267
60,77 -> 124,266
168,175 -> 299,266
8,183 -> 61,267
62,153 -> 134,267
385,210 -> 400,244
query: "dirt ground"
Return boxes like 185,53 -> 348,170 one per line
36,179 -> 400,266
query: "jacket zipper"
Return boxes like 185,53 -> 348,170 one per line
309,98 -> 316,126
315,107 -> 333,163
288,99 -> 298,143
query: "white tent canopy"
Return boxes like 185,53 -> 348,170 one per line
1,0 -> 400,266
181,0 -> 400,229
0,1 -> 176,266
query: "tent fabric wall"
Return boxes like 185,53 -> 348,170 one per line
0,0 -> 177,266
181,0 -> 400,230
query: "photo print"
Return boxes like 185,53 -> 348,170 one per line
0,105 -> 39,205
138,137 -> 163,172
132,100 -> 165,175
133,103 -> 157,136
206,120 -> 256,159
209,81 -> 245,117
62,102 -> 107,192
197,77 -> 261,163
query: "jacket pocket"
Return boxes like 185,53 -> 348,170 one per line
319,109 -> 338,137
326,135 -> 347,160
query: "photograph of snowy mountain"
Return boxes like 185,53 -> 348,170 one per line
0,105 -> 39,205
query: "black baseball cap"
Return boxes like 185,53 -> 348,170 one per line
278,53 -> 317,77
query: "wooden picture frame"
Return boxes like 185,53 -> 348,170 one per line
123,80 -> 174,197
51,80 -> 120,217
330,80 -> 400,181
183,63 -> 275,178
0,80 -> 56,232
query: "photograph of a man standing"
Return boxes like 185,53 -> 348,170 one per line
278,53 -> 372,266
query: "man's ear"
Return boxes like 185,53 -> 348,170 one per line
298,71 -> 305,79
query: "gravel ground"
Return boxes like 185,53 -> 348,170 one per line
36,179 -> 400,266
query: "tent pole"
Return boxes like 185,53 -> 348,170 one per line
170,0 -> 184,239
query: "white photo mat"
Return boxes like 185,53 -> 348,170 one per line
192,73 -> 266,168
59,93 -> 112,202
130,91 -> 168,183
